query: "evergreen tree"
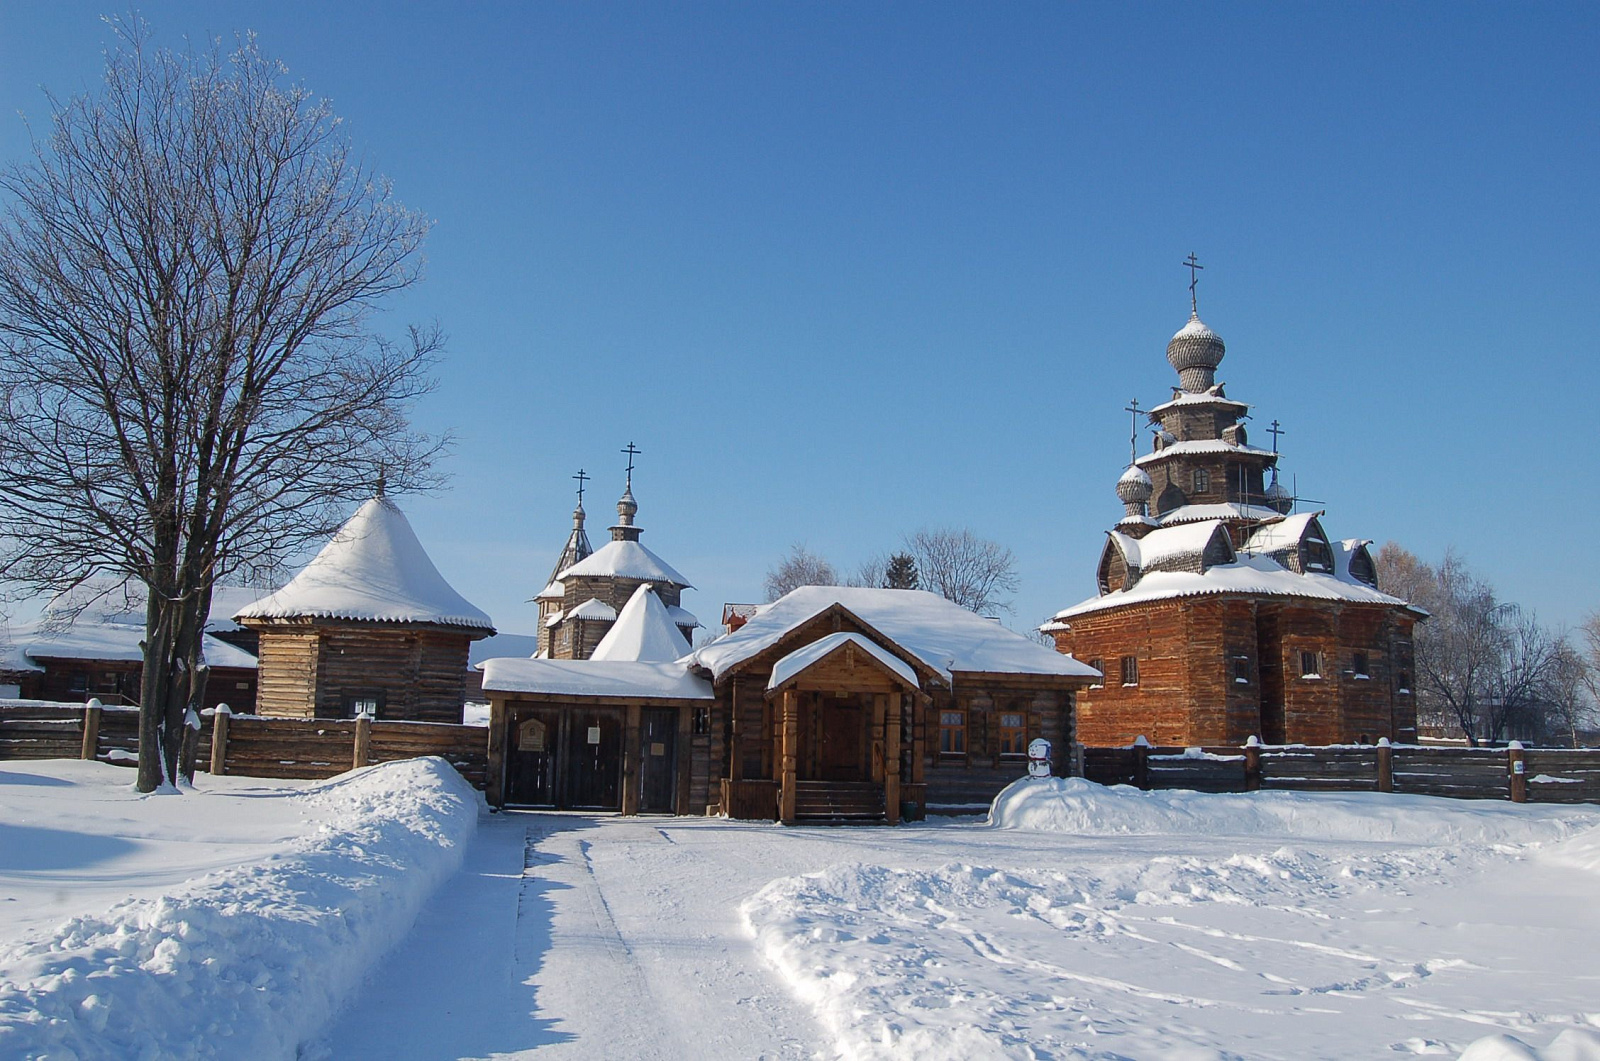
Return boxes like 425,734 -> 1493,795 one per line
882,552 -> 920,590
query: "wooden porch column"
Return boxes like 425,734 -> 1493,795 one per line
885,693 -> 902,825
622,703 -> 642,815
779,688 -> 798,824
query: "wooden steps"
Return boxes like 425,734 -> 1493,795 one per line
791,780 -> 886,824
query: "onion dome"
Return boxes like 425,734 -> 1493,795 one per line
1167,313 -> 1226,393
1264,470 -> 1294,515
1116,464 -> 1153,505
609,486 -> 643,543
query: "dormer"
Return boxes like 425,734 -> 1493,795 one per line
1241,512 -> 1335,575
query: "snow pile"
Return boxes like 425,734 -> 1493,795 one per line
1459,1030 -> 1600,1061
988,776 -> 1594,846
0,757 -> 478,1060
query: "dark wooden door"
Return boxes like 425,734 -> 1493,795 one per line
818,697 -> 864,781
638,708 -> 678,813
563,708 -> 622,810
506,709 -> 560,807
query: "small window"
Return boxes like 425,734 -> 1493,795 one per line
342,692 -> 384,719
1233,656 -> 1251,684
1299,651 -> 1322,679
693,705 -> 710,735
1352,652 -> 1370,679
67,672 -> 88,697
1193,468 -> 1210,494
1088,659 -> 1104,689
1120,655 -> 1139,686
998,712 -> 1027,757
1397,670 -> 1412,694
939,710 -> 967,756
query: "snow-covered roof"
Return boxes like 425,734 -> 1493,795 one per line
236,497 -> 493,632
1241,512 -> 1324,557
557,539 -> 692,588
591,585 -> 692,662
1119,520 -> 1233,570
544,610 -> 565,628
666,604 -> 699,629
12,622 -> 257,670
767,633 -> 920,692
690,587 -> 1100,683
1157,503 -> 1282,526
535,581 -> 564,601
478,658 -> 713,700
1136,439 -> 1277,466
1148,390 -> 1249,414
1051,553 -> 1414,621
468,632 -> 541,667
567,598 -> 617,622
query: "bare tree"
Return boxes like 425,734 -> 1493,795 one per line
1543,636 -> 1595,749
763,544 -> 839,602
847,553 -> 886,590
905,527 -> 1018,615
0,23 -> 442,791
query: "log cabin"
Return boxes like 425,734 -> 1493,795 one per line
236,490 -> 495,724
482,586 -> 1100,823
1044,284 -> 1425,746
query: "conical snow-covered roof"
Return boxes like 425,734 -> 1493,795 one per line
236,497 -> 494,632
557,539 -> 692,588
590,584 -> 691,662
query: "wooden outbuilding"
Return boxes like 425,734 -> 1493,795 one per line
482,586 -> 1100,823
236,492 -> 495,724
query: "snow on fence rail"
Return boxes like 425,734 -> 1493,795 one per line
0,700 -> 489,788
1083,740 -> 1600,804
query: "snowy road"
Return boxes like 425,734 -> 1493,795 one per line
312,788 -> 1600,1060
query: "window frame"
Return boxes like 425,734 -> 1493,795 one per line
1232,654 -> 1251,685
938,708 -> 968,757
1352,651 -> 1370,679
1120,655 -> 1139,687
997,711 -> 1028,758
1192,467 -> 1210,494
1088,658 -> 1104,689
1298,651 -> 1323,679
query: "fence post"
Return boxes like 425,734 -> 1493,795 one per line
1133,735 -> 1151,790
1508,741 -> 1527,803
353,712 -> 372,771
210,704 -> 231,776
1244,735 -> 1261,791
1377,737 -> 1393,793
80,698 -> 103,760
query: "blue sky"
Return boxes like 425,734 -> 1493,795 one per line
2,3 -> 1596,638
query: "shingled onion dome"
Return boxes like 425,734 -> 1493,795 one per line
1116,464 -> 1153,519
1167,313 -> 1226,393
1264,468 -> 1294,515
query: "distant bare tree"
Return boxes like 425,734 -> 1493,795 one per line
764,544 -> 839,602
847,554 -> 886,590
1544,636 -> 1595,749
905,528 -> 1018,615
0,23 -> 442,791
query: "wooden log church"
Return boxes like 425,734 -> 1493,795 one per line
1042,263 -> 1425,747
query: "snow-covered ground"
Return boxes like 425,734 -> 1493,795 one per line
6,761 -> 1600,1059
0,758 -> 477,1059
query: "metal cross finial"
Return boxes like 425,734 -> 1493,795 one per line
1122,398 -> 1143,464
1183,252 -> 1204,315
572,468 -> 589,505
621,442 -> 642,490
1267,419 -> 1286,455
375,463 -> 387,498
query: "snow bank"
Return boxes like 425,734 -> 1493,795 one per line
0,757 -> 478,1061
1458,1029 -> 1600,1061
989,776 -> 1597,846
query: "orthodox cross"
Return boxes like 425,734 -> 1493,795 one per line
572,468 -> 589,506
1122,398 -> 1142,463
1183,252 -> 1204,314
621,441 -> 642,490
1267,419 -> 1286,454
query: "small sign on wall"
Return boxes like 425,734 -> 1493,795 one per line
650,742 -> 666,756
518,718 -> 546,752
587,725 -> 601,745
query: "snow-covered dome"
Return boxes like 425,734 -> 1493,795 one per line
1116,464 -> 1153,505
1167,313 -> 1226,393
1264,472 -> 1294,515
235,497 -> 494,632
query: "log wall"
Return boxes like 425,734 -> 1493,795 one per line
250,621 -> 476,724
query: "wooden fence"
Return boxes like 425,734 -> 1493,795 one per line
0,700 -> 489,789
1084,740 -> 1600,804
